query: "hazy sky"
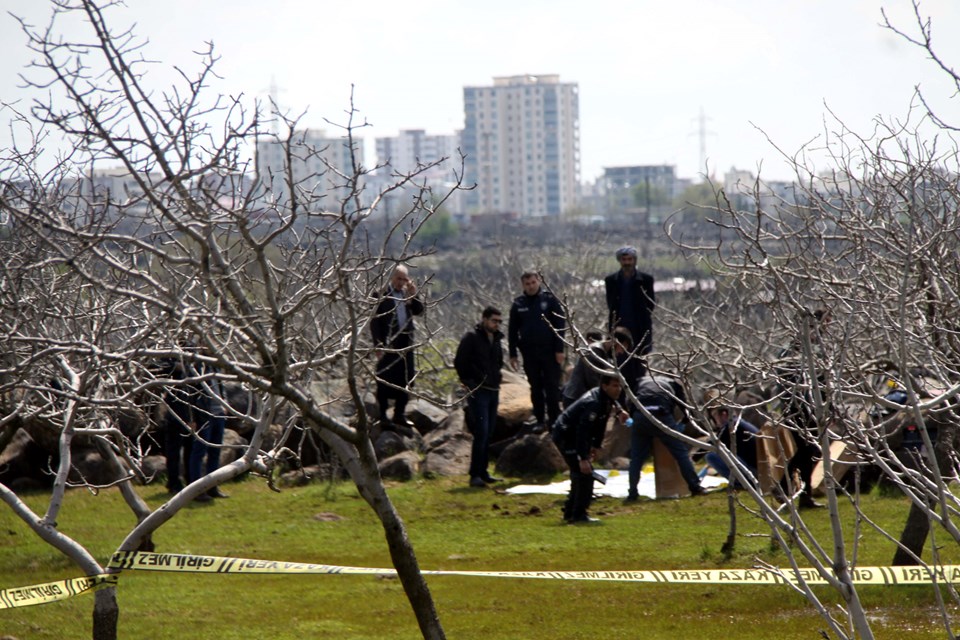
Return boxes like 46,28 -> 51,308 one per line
2,0 -> 959,183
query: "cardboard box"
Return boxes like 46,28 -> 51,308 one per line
756,424 -> 798,495
652,438 -> 691,498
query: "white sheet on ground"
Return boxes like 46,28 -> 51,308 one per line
505,469 -> 727,499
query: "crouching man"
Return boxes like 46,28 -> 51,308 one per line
551,375 -> 628,524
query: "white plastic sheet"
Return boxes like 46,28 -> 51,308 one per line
505,469 -> 726,499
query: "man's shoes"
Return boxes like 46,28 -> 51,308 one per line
193,492 -> 213,503
567,516 -> 601,525
689,485 -> 706,496
624,493 -> 639,504
208,488 -> 229,499
799,494 -> 825,509
469,477 -> 487,488
482,475 -> 502,484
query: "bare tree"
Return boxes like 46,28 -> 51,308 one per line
0,1 -> 463,638
646,3 -> 960,636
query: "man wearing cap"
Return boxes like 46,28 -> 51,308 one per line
604,246 -> 655,361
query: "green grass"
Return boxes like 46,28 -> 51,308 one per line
1,477 -> 956,639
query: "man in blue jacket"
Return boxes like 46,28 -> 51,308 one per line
508,270 -> 566,430
551,376 -> 628,524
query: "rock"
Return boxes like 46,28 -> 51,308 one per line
378,451 -> 420,481
495,433 -> 567,477
139,455 -> 167,485
0,428 -> 51,488
279,464 -> 338,486
374,427 -> 424,460
218,429 -> 248,466
421,432 -> 473,477
423,411 -> 467,450
313,512 -> 344,522
223,383 -> 259,436
69,450 -> 126,486
497,369 -> 533,424
257,423 -> 287,455
406,399 -> 449,434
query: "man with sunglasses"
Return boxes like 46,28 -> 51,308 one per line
455,306 -> 505,488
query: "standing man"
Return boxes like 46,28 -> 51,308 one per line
626,373 -> 705,502
455,306 -> 505,488
551,375 -> 629,524
604,246 -> 655,361
371,265 -> 424,428
508,270 -> 566,430
187,359 -> 228,500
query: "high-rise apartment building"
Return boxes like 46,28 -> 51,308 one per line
461,75 -> 579,217
256,129 -> 364,210
375,129 -> 460,177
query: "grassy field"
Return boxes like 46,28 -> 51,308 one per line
1,474 -> 955,639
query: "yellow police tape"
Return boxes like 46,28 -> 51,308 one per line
0,574 -> 117,610
5,551 -> 960,610
105,551 -> 960,586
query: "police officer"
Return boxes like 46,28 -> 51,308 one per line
552,376 -> 629,524
508,270 -> 565,430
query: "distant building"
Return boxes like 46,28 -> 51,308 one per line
256,129 -> 364,211
375,129 -> 460,177
374,128 -> 465,215
601,165 -> 678,213
461,74 -> 580,218
723,166 -> 799,213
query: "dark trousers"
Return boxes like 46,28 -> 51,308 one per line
467,388 -> 499,480
522,351 -> 562,426
562,452 -> 595,520
164,418 -> 192,493
188,415 -> 225,483
376,351 -> 414,421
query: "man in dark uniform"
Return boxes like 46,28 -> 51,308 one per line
371,265 -> 424,428
551,375 -> 628,524
455,306 -> 505,488
508,270 -> 566,430
604,246 -> 655,363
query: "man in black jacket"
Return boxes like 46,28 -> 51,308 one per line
455,306 -> 505,488
604,246 -> 655,363
508,270 -> 566,430
552,376 -> 628,523
371,265 -> 424,427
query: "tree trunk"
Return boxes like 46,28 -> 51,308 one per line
92,587 -> 119,640
893,501 -> 931,565
892,413 -> 956,565
319,430 -> 446,639
721,485 -> 737,558
373,481 -> 445,640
